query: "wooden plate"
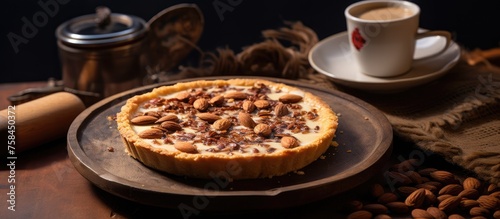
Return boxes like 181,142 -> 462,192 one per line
67,76 -> 393,211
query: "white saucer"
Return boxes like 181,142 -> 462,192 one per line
308,31 -> 461,92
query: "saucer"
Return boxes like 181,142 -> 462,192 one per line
308,31 -> 461,92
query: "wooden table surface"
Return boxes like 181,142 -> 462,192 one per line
0,81 -> 472,219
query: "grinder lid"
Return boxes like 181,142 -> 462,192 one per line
56,6 -> 147,47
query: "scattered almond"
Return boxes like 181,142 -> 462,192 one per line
370,184 -> 385,198
493,210 -> 500,219
175,91 -> 190,101
209,95 -> 224,106
470,206 -> 490,217
362,204 -> 387,215
426,206 -> 447,219
347,210 -> 372,219
254,123 -> 272,137
460,199 -> 480,209
463,177 -> 482,190
430,170 -> 456,184
377,192 -> 398,204
438,196 -> 461,212
193,98 -> 209,111
439,184 -> 463,196
242,100 -> 256,113
254,99 -> 270,109
138,128 -> 163,139
196,113 -> 221,123
458,188 -> 480,199
386,171 -> 413,186
131,115 -> 158,125
385,202 -> 409,214
143,111 -> 160,118
477,195 -> 499,210
448,214 -> 465,219
274,103 -> 289,117
238,112 -> 256,128
156,114 -> 178,123
213,118 -> 232,131
281,136 -> 299,148
411,208 -> 433,218
224,91 -> 247,100
405,188 -> 426,208
174,141 -> 197,153
398,186 -> 418,197
279,93 -> 303,103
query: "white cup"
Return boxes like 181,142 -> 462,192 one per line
345,0 -> 451,77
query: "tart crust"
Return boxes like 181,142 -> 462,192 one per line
116,79 -> 338,179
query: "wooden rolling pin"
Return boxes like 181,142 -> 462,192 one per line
0,92 -> 86,154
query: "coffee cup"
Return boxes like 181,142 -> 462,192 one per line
345,0 -> 451,77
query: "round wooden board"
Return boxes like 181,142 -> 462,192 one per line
67,76 -> 393,211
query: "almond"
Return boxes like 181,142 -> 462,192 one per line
405,188 -> 426,208
143,111 -> 160,118
175,91 -> 190,101
458,188 -> 479,199
418,168 -> 438,176
490,191 -> 500,199
362,203 -> 387,215
416,183 -> 438,193
274,103 -> 289,117
385,202 -> 409,214
411,209 -> 433,218
430,170 -> 456,184
370,184 -> 385,198
438,196 -> 461,212
470,207 -> 490,217
386,171 -> 413,186
242,100 -> 256,113
196,113 -> 221,123
424,188 -> 437,206
213,118 -> 232,131
426,206 -> 447,219
398,186 -> 418,197
138,128 -> 163,139
493,210 -> 500,219
279,93 -> 302,103
448,214 -> 465,219
404,171 -> 424,184
346,200 -> 363,212
254,99 -> 270,109
346,210 -> 372,219
460,199 -> 480,209
160,121 -> 182,132
487,183 -> 499,194
373,214 -> 391,219
377,192 -> 398,204
463,177 -> 482,190
477,195 -> 499,210
174,141 -> 197,153
224,91 -> 247,100
437,194 -> 453,203
254,123 -> 272,137
439,184 -> 463,196
392,158 -> 421,172
238,112 -> 256,128
209,95 -> 224,106
130,115 -> 158,125
281,136 -> 299,148
155,114 -> 178,123
193,98 -> 209,111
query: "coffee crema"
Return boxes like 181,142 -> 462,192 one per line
358,6 -> 413,20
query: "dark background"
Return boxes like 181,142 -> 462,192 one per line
1,0 -> 499,83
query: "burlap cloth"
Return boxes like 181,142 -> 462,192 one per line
156,22 -> 500,186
